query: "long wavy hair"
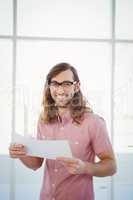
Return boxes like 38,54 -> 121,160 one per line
39,63 -> 93,124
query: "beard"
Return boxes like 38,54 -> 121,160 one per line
55,99 -> 70,108
54,95 -> 73,108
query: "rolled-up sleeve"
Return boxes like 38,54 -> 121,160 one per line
91,116 -> 113,155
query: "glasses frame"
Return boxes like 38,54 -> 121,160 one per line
48,80 -> 77,89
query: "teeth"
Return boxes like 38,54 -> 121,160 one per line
57,96 -> 65,98
57,98 -> 65,100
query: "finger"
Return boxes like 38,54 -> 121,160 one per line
9,153 -> 26,159
9,148 -> 26,155
10,149 -> 26,154
56,157 -> 79,164
10,143 -> 25,148
10,152 -> 26,158
66,167 -> 78,174
10,154 -> 27,159
9,144 -> 26,152
63,163 -> 78,169
9,147 -> 27,155
62,162 -> 79,172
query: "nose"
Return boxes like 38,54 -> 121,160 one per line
56,85 -> 65,94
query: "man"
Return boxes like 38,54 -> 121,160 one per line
9,63 -> 117,200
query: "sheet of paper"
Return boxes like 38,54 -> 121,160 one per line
12,134 -> 72,159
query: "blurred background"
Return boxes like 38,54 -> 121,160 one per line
0,0 -> 133,199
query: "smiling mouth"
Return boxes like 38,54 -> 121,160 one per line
55,96 -> 69,105
56,95 -> 67,99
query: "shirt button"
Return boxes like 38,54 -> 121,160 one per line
52,183 -> 55,187
75,141 -> 79,145
54,168 -> 58,172
60,126 -> 64,130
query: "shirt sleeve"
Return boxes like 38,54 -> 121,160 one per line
91,115 -> 113,155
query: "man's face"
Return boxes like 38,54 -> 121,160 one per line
49,70 -> 79,108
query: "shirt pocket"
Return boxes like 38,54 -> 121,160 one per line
67,130 -> 90,160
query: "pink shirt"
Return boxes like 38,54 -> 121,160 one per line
37,111 -> 113,200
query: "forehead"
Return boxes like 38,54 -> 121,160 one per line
51,69 -> 74,82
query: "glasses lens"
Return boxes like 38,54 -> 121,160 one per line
49,81 -> 76,88
50,81 -> 58,87
62,81 -> 73,87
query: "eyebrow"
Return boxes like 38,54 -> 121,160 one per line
50,80 -> 74,83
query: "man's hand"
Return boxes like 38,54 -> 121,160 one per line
9,143 -> 27,159
56,157 -> 90,175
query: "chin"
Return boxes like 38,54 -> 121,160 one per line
56,103 -> 67,107
55,101 -> 69,108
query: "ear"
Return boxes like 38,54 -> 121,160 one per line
74,82 -> 80,93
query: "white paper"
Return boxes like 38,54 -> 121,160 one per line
12,134 -> 72,159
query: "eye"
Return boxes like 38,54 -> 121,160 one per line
50,81 -> 58,87
62,82 -> 72,87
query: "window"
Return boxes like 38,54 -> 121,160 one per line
0,0 -> 133,200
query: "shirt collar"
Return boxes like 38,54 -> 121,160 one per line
57,110 -> 71,125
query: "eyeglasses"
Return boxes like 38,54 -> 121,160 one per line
49,80 -> 77,89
